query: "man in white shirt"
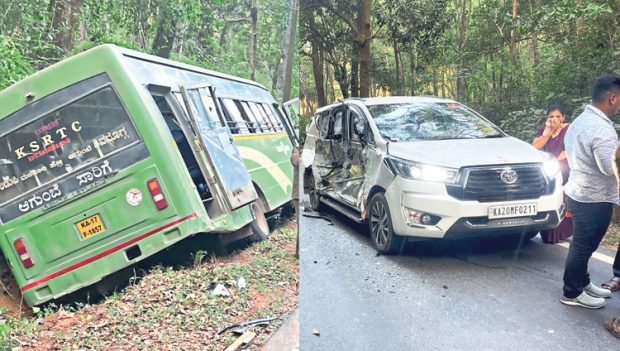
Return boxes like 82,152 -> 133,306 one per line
561,74 -> 620,309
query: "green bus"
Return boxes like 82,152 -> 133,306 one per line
0,44 -> 294,306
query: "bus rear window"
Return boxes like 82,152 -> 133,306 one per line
0,86 -> 144,220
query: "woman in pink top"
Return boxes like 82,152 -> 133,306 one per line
532,104 -> 572,243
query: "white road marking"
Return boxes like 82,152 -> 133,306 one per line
557,241 -> 614,265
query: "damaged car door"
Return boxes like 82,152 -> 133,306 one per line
311,104 -> 378,217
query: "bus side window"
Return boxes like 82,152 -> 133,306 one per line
222,98 -> 251,134
200,95 -> 225,128
261,104 -> 283,132
218,98 -> 240,134
234,100 -> 260,133
248,102 -> 275,132
240,101 -> 265,133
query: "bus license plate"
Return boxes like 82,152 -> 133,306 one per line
488,203 -> 537,220
76,214 -> 106,240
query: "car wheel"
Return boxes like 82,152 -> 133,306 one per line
368,193 -> 404,255
308,190 -> 322,211
250,202 -> 270,241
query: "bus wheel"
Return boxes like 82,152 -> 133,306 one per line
250,202 -> 270,241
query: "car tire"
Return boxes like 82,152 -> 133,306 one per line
368,192 -> 404,255
308,189 -> 322,212
250,202 -> 270,241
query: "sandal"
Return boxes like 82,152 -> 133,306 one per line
601,277 -> 620,292
605,317 -> 620,339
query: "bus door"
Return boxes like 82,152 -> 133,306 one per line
179,84 -> 258,211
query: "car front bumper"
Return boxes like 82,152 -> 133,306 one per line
383,174 -> 564,239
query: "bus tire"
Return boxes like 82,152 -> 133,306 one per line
250,202 -> 270,241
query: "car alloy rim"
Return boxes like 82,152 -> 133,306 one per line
370,200 -> 389,247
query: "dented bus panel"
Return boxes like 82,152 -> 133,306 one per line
0,45 -> 293,306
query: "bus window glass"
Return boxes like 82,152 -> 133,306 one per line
248,102 -> 273,132
0,87 -> 143,209
185,89 -> 218,133
200,94 -> 224,127
260,104 -> 283,131
238,101 -> 262,133
222,99 -> 250,134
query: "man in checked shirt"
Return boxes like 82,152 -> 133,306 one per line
560,74 -> 620,310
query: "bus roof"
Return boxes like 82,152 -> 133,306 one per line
0,44 -> 270,120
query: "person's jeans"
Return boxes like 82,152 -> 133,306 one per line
563,197 -> 613,298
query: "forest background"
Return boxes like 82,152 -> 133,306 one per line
300,0 -> 620,139
0,0 -> 298,103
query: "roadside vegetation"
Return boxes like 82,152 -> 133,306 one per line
0,219 -> 298,351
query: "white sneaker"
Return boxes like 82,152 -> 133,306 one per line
585,282 -> 612,298
560,291 -> 606,309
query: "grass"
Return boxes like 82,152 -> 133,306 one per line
0,223 -> 298,351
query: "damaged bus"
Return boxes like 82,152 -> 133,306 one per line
0,44 -> 294,306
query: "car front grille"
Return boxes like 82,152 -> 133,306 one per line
446,165 -> 552,202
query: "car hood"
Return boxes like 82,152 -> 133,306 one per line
387,137 -> 547,168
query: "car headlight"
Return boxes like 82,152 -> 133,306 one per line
385,157 -> 458,183
543,156 -> 560,178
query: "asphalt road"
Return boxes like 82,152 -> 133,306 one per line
299,203 -> 620,351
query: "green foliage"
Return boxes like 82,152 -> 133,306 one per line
0,0 -> 297,102
0,36 -> 34,90
499,107 -> 546,142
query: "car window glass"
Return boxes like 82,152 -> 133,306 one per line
332,109 -> 344,138
366,102 -> 503,142
316,112 -> 330,138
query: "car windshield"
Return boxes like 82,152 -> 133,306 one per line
366,102 -> 504,142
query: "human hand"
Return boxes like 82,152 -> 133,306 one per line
542,120 -> 553,137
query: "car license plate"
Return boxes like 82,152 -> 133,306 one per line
488,203 -> 537,219
76,214 -> 106,240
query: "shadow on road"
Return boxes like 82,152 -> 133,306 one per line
307,205 -> 537,259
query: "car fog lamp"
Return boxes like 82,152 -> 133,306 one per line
421,214 -> 432,225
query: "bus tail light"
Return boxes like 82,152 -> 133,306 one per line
147,178 -> 168,210
14,238 -> 34,268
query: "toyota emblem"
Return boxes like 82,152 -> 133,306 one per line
500,169 -> 518,184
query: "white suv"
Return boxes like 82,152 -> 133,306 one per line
303,96 -> 564,254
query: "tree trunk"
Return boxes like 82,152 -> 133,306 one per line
509,0 -> 518,65
409,44 -> 417,95
335,64 -> 349,99
326,62 -> 334,102
250,0 -> 258,81
358,0 -> 372,97
351,46 -> 360,97
152,16 -> 177,58
281,0 -> 298,101
47,0 -> 85,52
457,0 -> 468,101
306,6 -> 327,107
393,39 -> 401,96
432,67 -> 438,96
531,0 -> 541,66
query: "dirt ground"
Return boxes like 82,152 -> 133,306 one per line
1,216 -> 299,350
